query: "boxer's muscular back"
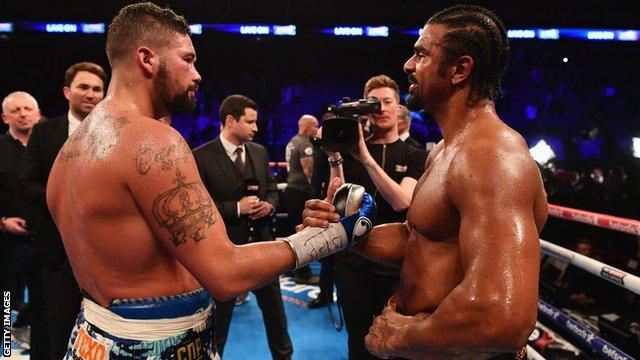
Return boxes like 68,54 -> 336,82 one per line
47,107 -> 201,307
394,116 -> 548,316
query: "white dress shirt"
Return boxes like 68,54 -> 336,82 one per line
220,134 -> 246,217
67,111 -> 82,137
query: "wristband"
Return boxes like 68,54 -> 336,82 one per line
328,157 -> 344,167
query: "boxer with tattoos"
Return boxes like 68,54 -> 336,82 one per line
47,3 -> 374,358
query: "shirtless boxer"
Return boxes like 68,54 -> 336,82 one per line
302,5 -> 548,359
46,3 -> 374,358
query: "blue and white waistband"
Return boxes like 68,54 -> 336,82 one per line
82,288 -> 213,341
107,288 -> 213,319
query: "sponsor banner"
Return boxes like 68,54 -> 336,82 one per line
600,266 -> 626,285
548,205 -> 640,236
538,300 -> 634,360
279,276 -> 320,306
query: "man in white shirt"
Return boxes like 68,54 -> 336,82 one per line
193,94 -> 293,359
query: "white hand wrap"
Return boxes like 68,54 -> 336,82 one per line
281,223 -> 348,270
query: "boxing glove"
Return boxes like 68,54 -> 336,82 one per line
283,183 -> 376,269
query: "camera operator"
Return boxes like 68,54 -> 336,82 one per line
323,75 -> 426,359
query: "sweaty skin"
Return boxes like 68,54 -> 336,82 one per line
47,33 -> 299,307
368,118 -> 547,359
302,21 -> 548,359
47,104 -> 295,306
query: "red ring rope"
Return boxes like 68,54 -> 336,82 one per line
548,204 -> 640,236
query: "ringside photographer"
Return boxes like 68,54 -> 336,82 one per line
320,74 -> 427,359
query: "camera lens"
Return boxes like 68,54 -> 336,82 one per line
321,118 -> 359,152
336,129 -> 349,143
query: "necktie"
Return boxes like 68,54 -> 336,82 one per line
234,146 -> 244,170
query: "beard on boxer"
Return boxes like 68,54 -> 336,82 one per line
156,59 -> 198,115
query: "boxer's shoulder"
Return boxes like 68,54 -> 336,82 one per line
447,133 -> 541,205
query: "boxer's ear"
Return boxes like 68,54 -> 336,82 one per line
451,55 -> 473,86
136,46 -> 157,78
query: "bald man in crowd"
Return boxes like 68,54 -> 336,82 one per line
0,91 -> 49,358
284,114 -> 320,284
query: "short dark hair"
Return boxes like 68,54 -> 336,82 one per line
64,62 -> 107,87
364,75 -> 400,102
219,95 -> 258,126
106,2 -> 190,65
427,4 -> 510,103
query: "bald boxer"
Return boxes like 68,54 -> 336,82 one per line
302,4 -> 547,359
46,3 -> 374,358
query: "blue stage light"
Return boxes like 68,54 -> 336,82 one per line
80,23 -> 105,34
366,26 -> 388,37
333,27 -> 363,36
189,24 -> 203,35
507,29 -> 536,39
45,23 -> 78,33
240,25 -> 270,35
273,25 -> 296,36
0,23 -> 13,33
537,29 -> 559,40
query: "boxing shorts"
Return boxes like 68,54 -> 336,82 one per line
64,288 -> 218,360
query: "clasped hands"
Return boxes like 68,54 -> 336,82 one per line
239,196 -> 273,220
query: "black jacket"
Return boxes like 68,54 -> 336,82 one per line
18,114 -> 69,267
193,137 -> 278,244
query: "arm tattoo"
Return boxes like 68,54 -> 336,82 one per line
135,139 -> 191,176
151,169 -> 215,246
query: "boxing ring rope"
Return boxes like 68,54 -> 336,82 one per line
537,240 -> 639,359
536,205 -> 640,359
537,299 -> 635,360
525,345 -> 545,360
548,204 -> 640,236
540,239 -> 640,294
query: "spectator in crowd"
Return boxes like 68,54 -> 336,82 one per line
284,114 -> 320,285
19,62 -> 106,359
0,91 -> 48,356
396,104 -> 423,149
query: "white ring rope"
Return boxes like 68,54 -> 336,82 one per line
525,345 -> 545,360
540,239 -> 640,295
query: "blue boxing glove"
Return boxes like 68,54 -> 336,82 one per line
283,183 -> 376,269
332,183 -> 376,246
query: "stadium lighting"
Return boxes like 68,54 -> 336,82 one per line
530,140 -> 556,165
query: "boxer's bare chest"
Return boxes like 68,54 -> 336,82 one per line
407,146 -> 460,241
395,146 -> 466,314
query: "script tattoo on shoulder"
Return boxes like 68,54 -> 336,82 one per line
151,169 -> 215,246
135,139 -> 191,176
59,115 -> 131,162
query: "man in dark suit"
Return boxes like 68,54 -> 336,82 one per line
193,94 -> 293,360
0,91 -> 48,357
18,62 -> 106,359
